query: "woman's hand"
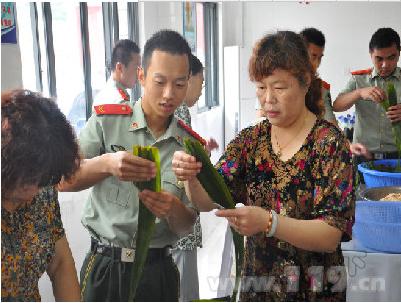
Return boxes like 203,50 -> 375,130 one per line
172,151 -> 202,181
215,206 -> 270,237
205,138 -> 219,155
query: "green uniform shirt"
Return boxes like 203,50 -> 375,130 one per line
93,78 -> 130,106
322,86 -> 336,121
339,66 -> 401,153
254,80 -> 336,121
78,100 -> 198,248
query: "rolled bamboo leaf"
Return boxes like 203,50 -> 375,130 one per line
129,146 -> 161,301
382,83 -> 401,171
184,138 -> 244,301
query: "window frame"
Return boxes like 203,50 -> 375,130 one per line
41,2 -> 56,98
19,2 -> 138,122
18,2 -> 217,117
29,2 -> 43,92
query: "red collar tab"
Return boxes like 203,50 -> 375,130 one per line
118,88 -> 130,101
321,80 -> 330,91
94,104 -> 132,115
178,120 -> 206,146
351,68 -> 372,76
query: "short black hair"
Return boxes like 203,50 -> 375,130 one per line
300,27 -> 326,48
1,89 -> 80,200
191,53 -> 203,76
110,39 -> 140,72
369,27 -> 400,51
142,29 -> 192,76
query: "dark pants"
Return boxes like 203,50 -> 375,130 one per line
80,243 -> 180,301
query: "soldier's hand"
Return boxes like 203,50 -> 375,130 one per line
387,104 -> 401,122
359,86 -> 386,104
138,189 -> 180,218
107,151 -> 157,182
350,143 -> 371,158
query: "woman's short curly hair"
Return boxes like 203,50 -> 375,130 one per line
249,30 -> 324,116
1,89 -> 80,199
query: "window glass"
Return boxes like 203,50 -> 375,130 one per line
36,5 -> 50,97
195,3 -> 206,109
88,2 -> 106,109
50,2 -> 85,133
15,2 -> 37,91
118,2 -> 128,40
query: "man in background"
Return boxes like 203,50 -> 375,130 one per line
300,27 -> 338,126
333,27 -> 401,163
93,39 -> 141,105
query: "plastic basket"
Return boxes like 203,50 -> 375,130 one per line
358,159 -> 401,188
353,200 -> 401,253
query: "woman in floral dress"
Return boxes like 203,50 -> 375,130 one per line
172,31 -> 355,301
1,89 -> 81,301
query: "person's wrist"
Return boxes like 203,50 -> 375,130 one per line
101,153 -> 114,176
264,209 -> 272,234
358,89 -> 366,100
265,210 -> 278,238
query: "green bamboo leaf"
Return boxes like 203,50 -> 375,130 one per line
184,138 -> 244,301
129,146 -> 161,301
184,138 -> 236,209
388,82 -> 397,107
381,83 -> 401,170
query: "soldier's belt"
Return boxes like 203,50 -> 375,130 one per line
90,238 -> 171,263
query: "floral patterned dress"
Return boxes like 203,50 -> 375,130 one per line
1,186 -> 65,301
216,117 -> 355,301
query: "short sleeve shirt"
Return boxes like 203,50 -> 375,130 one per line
322,84 -> 336,121
78,100 -> 198,249
216,117 -> 355,301
93,78 -> 131,106
339,67 -> 401,153
1,186 -> 65,301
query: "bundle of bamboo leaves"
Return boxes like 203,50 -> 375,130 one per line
129,146 -> 161,301
184,138 -> 244,302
